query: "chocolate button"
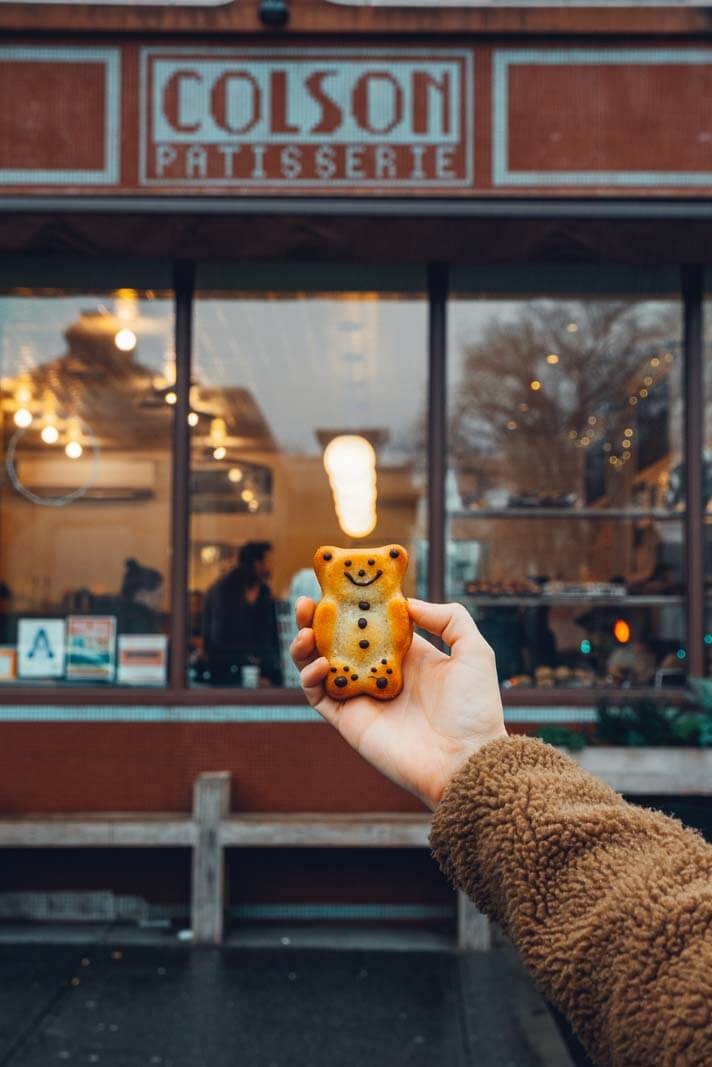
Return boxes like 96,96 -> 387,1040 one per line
351,674 -> 358,681
358,618 -> 367,629
335,676 -> 347,688
359,601 -> 370,611
376,677 -> 388,690
359,639 -> 369,649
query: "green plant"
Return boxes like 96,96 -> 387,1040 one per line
534,726 -> 587,751
596,697 -> 712,747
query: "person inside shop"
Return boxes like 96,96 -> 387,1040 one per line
117,559 -> 165,634
0,581 -> 15,644
202,540 -> 282,686
291,598 -> 712,1067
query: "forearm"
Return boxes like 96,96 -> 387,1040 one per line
430,736 -> 712,1067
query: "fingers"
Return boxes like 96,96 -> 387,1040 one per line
407,599 -> 491,664
295,596 -> 315,630
300,655 -> 330,707
290,626 -> 317,672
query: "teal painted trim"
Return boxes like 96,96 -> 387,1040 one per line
493,48 -> 712,188
0,47 -> 120,186
504,707 -> 596,723
0,704 -> 594,723
227,903 -> 452,920
0,705 -> 322,723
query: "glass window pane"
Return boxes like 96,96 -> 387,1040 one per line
0,287 -> 174,688
190,288 -> 427,689
448,295 -> 685,689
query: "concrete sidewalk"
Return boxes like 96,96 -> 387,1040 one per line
0,927 -> 574,1067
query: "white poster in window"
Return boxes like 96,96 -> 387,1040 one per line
18,619 -> 65,678
117,634 -> 168,686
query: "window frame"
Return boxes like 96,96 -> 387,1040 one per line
0,258 -> 704,704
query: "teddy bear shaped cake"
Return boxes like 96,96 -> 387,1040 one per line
312,544 -> 413,701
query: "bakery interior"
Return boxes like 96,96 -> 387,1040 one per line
0,276 -> 707,692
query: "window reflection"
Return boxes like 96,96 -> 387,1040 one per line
0,288 -> 173,687
189,290 -> 427,688
448,297 -> 685,689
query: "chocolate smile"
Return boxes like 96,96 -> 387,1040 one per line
345,570 -> 383,587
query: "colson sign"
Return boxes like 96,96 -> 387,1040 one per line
140,48 -> 473,188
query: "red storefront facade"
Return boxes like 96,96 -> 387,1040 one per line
1,1 -> 711,920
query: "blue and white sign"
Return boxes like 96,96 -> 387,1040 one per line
18,619 -> 66,679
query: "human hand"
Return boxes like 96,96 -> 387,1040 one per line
290,598 -> 507,810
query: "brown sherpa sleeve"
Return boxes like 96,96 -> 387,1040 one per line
430,735 -> 712,1067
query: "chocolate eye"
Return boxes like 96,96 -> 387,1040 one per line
345,560 -> 352,567
323,552 -> 332,561
390,549 -> 399,559
368,559 -> 375,566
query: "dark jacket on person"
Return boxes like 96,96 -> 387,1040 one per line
202,568 -> 282,685
430,736 -> 712,1067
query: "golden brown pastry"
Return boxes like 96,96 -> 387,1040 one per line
313,544 -> 413,701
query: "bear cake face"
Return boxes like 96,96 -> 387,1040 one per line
313,544 -> 408,603
312,544 -> 412,702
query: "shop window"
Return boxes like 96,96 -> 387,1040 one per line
447,294 -> 685,690
0,287 -> 174,687
189,280 -> 427,689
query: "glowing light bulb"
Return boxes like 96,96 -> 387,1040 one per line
530,379 -> 542,391
188,412 -> 199,427
41,425 -> 59,444
241,488 -> 255,503
613,619 -> 631,644
65,440 -> 83,460
546,353 -> 559,365
212,446 -> 226,461
13,408 -> 32,428
165,391 -> 177,406
323,434 -> 377,538
114,328 -> 137,352
228,467 -> 243,484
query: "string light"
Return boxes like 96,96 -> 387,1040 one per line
187,412 -> 199,427
624,428 -> 634,438
530,379 -> 542,391
41,425 -> 59,444
114,328 -> 137,352
650,357 -> 660,367
639,388 -> 649,398
587,416 -> 597,426
212,446 -> 226,461
506,420 -> 517,430
546,353 -> 559,365
228,467 -> 243,484
241,488 -> 255,503
13,408 -> 32,428
566,323 -> 578,333
65,440 -> 83,460
165,392 -> 177,406
629,396 -> 638,406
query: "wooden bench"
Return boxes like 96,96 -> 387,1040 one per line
0,771 -> 490,951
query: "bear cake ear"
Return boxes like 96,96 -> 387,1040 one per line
313,545 -> 339,580
385,544 -> 408,571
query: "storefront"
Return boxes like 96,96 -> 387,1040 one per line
1,1 -> 712,922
